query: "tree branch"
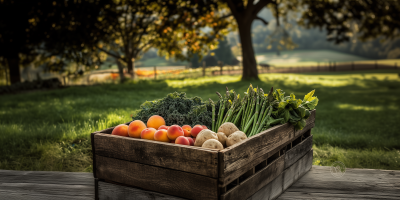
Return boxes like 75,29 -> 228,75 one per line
253,0 -> 272,17
96,46 -> 121,59
221,14 -> 233,19
255,16 -> 269,25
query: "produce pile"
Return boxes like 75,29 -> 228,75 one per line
111,115 -> 244,150
210,84 -> 319,137
110,84 -> 318,150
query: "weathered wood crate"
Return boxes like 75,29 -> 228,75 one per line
91,110 -> 316,200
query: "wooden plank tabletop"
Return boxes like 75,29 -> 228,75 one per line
277,165 -> 400,200
0,170 -> 93,200
1,166 -> 399,200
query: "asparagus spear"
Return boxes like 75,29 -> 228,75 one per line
252,86 -> 260,132
215,92 -> 224,132
210,98 -> 215,132
233,96 -> 247,125
244,114 -> 255,135
253,106 -> 273,136
251,99 -> 266,135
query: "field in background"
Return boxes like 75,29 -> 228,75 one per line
2,50 -> 399,86
1,70 -> 400,172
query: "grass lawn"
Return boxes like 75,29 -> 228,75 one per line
1,70 -> 400,172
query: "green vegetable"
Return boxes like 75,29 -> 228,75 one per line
132,92 -> 212,127
210,98 -> 215,132
213,84 -> 319,136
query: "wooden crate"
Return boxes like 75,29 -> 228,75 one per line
91,110 -> 316,200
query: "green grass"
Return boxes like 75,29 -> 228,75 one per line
1,70 -> 400,172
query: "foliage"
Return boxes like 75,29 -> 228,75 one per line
97,0 -> 234,77
0,0 -> 110,84
212,84 -> 318,136
297,0 -> 400,44
132,92 -> 213,127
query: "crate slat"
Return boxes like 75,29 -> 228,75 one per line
94,133 -> 219,178
97,179 -> 185,200
220,123 -> 294,177
246,174 -> 283,200
219,142 -> 283,187
220,155 -> 285,200
95,155 -> 218,200
283,149 -> 313,190
284,134 -> 313,169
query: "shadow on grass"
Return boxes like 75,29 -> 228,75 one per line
0,72 -> 399,171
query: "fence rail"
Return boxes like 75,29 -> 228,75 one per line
1,61 -> 399,86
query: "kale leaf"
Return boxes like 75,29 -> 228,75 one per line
132,92 -> 213,127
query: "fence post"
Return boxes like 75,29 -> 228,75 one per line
352,62 -> 355,70
154,66 -> 157,80
219,61 -> 223,76
375,60 -> 378,69
395,62 -> 398,69
202,61 -> 206,77
317,62 -> 320,72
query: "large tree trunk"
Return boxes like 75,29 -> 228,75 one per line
116,58 -> 126,83
238,22 -> 259,80
126,58 -> 135,80
6,51 -> 21,84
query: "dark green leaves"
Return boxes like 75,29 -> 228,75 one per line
133,92 -> 212,127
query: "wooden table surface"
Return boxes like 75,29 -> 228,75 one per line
0,165 -> 399,200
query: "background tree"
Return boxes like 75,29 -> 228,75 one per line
219,0 -> 400,80
96,0 -> 233,81
0,0 -> 109,84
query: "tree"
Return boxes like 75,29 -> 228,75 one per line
0,0 -> 109,84
297,0 -> 400,44
96,0 -> 232,81
219,0 -> 400,80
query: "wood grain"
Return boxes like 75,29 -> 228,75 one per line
220,123 -> 294,178
91,132 -> 97,178
294,122 -> 314,138
219,142 -> 284,187
97,179 -> 186,200
94,133 -> 219,178
284,135 -> 313,169
247,174 -> 283,200
220,155 -> 284,200
0,170 -> 93,200
282,149 -> 313,190
277,165 -> 400,200
95,155 -> 218,200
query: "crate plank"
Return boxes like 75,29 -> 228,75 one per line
97,180 -> 185,200
220,123 -> 294,177
284,135 -> 313,169
220,155 -> 284,200
294,122 -> 314,138
95,155 -> 218,200
246,174 -> 283,200
219,141 -> 284,187
94,133 -> 219,178
283,149 -> 313,190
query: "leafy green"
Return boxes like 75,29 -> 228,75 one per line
214,84 -> 319,135
132,92 -> 213,127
